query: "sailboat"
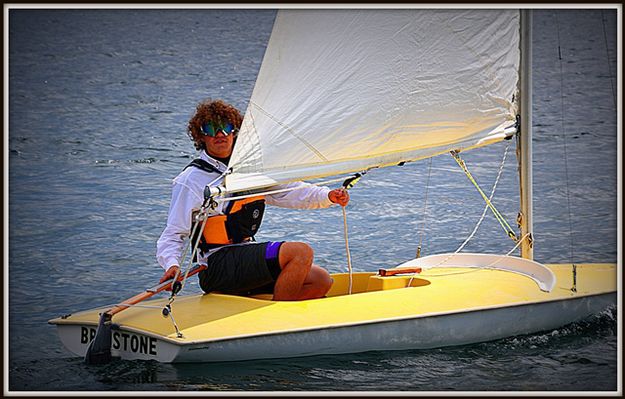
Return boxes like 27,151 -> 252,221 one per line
49,9 -> 616,363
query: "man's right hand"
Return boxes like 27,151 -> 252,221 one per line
159,265 -> 181,290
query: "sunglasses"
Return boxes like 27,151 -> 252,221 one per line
200,121 -> 237,137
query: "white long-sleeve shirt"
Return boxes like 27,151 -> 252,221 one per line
156,151 -> 334,271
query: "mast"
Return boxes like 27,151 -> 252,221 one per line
519,9 -> 533,260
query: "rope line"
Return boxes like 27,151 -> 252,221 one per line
342,206 -> 353,294
454,142 -> 513,253
169,167 -> 229,298
339,172 -> 365,295
600,10 -> 617,110
555,12 -> 575,263
408,142 -> 513,286
451,147 -> 517,241
416,157 -> 433,258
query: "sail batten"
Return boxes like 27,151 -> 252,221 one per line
227,9 -> 520,193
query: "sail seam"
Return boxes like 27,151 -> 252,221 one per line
249,101 -> 329,162
246,105 -> 264,173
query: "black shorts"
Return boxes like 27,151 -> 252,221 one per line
198,241 -> 283,295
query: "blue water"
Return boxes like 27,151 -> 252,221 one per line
7,8 -> 618,392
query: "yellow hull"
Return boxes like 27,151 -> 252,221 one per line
49,261 -> 616,363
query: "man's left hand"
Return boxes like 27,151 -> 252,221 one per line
329,189 -> 350,207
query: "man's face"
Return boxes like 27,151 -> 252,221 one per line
200,121 -> 237,159
204,130 -> 235,159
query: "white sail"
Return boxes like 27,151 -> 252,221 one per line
226,9 -> 520,193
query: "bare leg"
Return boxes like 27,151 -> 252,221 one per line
295,265 -> 334,300
273,242 -> 333,301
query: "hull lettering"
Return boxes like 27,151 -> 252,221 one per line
80,326 -> 157,356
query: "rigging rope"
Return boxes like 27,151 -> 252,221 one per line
416,158 -> 433,258
555,12 -> 581,292
407,141 -> 513,286
450,148 -> 518,242
170,170 -> 228,297
454,141 -> 513,252
600,10 -> 617,110
154,169 -> 228,334
555,12 -> 576,264
177,208 -> 211,295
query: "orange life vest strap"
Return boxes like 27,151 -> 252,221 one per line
201,195 -> 265,246
201,215 -> 231,245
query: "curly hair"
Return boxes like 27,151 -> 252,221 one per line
187,99 -> 244,151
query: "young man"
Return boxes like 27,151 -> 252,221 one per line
156,99 -> 349,300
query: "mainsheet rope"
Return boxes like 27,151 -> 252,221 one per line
342,206 -> 353,294
339,173 -> 364,295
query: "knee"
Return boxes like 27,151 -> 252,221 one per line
315,266 -> 332,286
281,242 -> 314,267
297,242 -> 314,265
321,270 -> 333,292
310,266 -> 333,297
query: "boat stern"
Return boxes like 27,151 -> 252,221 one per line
49,315 -> 182,363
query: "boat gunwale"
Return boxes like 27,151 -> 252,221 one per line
48,262 -> 617,328
50,290 -> 616,347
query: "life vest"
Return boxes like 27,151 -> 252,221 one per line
184,159 -> 266,251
